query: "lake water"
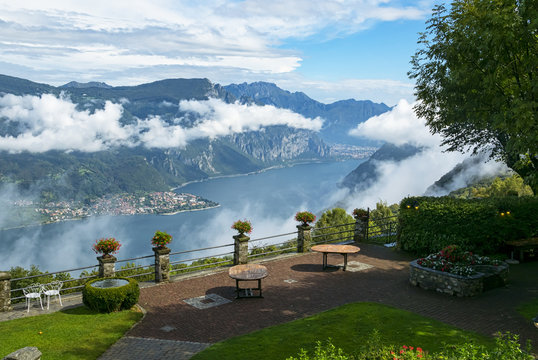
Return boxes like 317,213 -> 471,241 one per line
0,160 -> 362,272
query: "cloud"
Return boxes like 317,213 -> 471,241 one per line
0,1 -> 429,83
349,99 -> 439,146
0,93 -> 323,153
336,99 -> 507,209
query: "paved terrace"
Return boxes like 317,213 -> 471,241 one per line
3,243 -> 538,359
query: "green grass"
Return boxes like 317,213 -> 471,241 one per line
192,302 -> 494,360
0,306 -> 142,359
517,297 -> 538,320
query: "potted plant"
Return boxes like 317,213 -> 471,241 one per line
151,230 -> 172,249
92,237 -> 121,258
295,211 -> 316,225
231,220 -> 252,235
352,208 -> 368,219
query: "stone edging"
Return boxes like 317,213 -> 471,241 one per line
409,259 -> 509,297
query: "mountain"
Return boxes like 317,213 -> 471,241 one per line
0,75 -> 332,201
340,143 -> 423,192
225,82 -> 390,145
60,81 -> 112,89
424,155 -> 511,196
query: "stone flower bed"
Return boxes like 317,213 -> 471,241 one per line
409,245 -> 509,297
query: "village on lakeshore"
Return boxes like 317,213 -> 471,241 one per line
8,192 -> 219,227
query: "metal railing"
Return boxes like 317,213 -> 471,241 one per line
6,214 -> 399,303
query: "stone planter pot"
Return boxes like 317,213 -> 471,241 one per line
409,260 -> 509,297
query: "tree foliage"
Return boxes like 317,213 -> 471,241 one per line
409,0 -> 538,193
313,208 -> 355,243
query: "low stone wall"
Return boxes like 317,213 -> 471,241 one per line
409,260 -> 509,297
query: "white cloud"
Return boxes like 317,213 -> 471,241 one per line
0,93 -> 323,153
0,1 -> 429,84
335,100 -> 507,209
349,99 -> 439,146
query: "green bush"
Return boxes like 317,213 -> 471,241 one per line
398,196 -> 538,256
287,332 -> 533,360
82,277 -> 139,313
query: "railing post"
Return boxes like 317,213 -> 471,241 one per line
296,224 -> 312,253
233,234 -> 249,265
153,247 -> 171,283
0,271 -> 12,312
97,255 -> 116,278
353,210 -> 369,243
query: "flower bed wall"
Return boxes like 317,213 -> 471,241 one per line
409,260 -> 509,297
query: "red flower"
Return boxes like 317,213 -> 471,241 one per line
417,347 -> 423,353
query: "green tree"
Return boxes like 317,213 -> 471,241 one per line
368,201 -> 399,243
313,208 -> 354,243
409,0 -> 538,193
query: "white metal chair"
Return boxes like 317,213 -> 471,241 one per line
42,281 -> 63,309
22,283 -> 43,312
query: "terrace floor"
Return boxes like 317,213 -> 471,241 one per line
3,243 -> 538,359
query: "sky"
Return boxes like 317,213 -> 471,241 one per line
0,0 -> 436,106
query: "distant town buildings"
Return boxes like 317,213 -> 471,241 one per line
26,192 -> 218,224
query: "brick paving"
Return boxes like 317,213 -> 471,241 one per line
3,243 -> 538,359
128,243 -> 538,347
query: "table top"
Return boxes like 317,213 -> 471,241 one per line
229,264 -> 268,280
311,244 -> 360,254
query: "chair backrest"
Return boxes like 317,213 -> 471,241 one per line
23,283 -> 42,295
42,280 -> 63,291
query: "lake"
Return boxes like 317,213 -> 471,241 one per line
0,159 -> 362,272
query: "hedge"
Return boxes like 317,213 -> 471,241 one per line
82,277 -> 140,313
398,196 -> 538,256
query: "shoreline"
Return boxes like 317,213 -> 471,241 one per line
175,159 -> 335,189
0,204 -> 221,231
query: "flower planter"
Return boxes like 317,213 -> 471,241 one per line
409,260 -> 509,297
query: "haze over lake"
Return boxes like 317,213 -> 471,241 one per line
0,160 -> 362,272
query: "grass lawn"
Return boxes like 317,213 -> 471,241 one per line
0,306 -> 142,360
192,302 -> 494,360
517,297 -> 538,320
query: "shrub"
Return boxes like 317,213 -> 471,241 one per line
352,208 -> 368,219
151,230 -> 172,248
287,332 -> 533,360
231,219 -> 252,234
92,237 -> 121,256
82,277 -> 139,313
398,196 -> 538,256
295,211 -> 316,224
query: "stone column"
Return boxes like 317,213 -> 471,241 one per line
153,247 -> 171,283
97,255 -> 116,278
296,224 -> 312,253
353,217 -> 368,243
233,234 -> 249,265
0,272 -> 12,312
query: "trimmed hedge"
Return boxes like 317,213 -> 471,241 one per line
82,277 -> 140,313
398,196 -> 538,256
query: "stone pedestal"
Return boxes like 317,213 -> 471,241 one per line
0,272 -> 12,312
97,255 -> 117,278
153,246 -> 171,283
233,234 -> 249,265
297,224 -> 312,253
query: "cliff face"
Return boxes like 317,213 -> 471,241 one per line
225,81 -> 391,146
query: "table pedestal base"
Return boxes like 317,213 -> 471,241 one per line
235,279 -> 263,298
